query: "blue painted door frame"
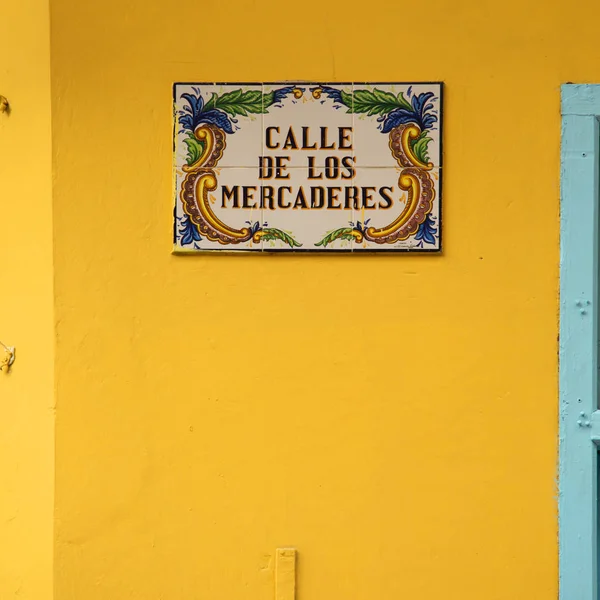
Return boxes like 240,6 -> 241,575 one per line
560,84 -> 600,600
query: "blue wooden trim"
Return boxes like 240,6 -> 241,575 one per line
560,84 -> 600,600
562,85 -> 600,116
590,410 -> 600,443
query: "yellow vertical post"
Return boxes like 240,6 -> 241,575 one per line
275,548 -> 296,600
0,1 -> 54,599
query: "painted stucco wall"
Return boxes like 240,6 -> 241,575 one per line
46,0 -> 595,598
0,1 -> 54,598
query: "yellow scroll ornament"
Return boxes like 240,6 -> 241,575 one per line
179,124 -> 263,245
354,122 -> 435,245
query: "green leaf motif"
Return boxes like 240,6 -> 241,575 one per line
315,227 -> 355,248
205,89 -> 266,117
395,92 -> 413,112
373,88 -> 398,105
183,131 -> 205,165
261,228 -> 302,248
348,88 -> 413,116
411,133 -> 432,164
339,90 -> 354,111
262,90 -> 276,111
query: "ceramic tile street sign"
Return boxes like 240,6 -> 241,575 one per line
173,82 -> 442,252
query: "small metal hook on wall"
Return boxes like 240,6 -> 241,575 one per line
0,341 -> 15,373
0,96 -> 10,115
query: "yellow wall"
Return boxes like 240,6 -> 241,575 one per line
48,0 -> 591,598
0,1 -> 54,599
